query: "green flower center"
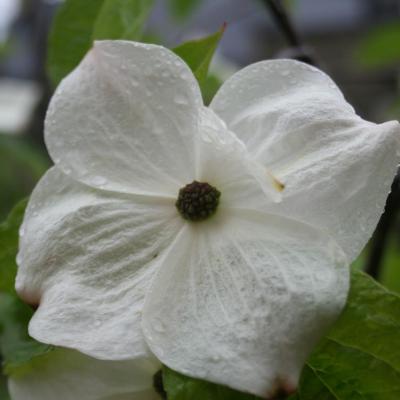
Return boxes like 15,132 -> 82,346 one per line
176,181 -> 221,222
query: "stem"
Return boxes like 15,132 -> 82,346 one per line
366,174 -> 400,279
261,0 -> 317,65
261,0 -> 300,47
153,370 -> 167,399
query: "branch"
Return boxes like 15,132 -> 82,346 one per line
261,0 -> 317,65
261,0 -> 300,47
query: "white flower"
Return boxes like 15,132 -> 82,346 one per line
16,40 -> 400,398
8,348 -> 161,400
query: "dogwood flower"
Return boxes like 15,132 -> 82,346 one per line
8,348 -> 161,400
16,40 -> 400,398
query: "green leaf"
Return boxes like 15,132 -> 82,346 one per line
47,0 -> 104,86
167,0 -> 202,20
0,201 -> 53,378
173,26 -> 225,91
298,269 -> 400,399
163,366 -> 262,400
380,235 -> 400,294
0,135 -> 48,221
0,293 -> 52,378
47,0 -> 155,85
201,73 -> 223,106
357,22 -> 400,68
0,372 -> 10,400
93,0 -> 155,41
0,199 -> 27,294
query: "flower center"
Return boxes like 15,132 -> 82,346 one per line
176,181 -> 221,221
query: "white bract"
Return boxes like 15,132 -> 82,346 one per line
16,40 -> 400,398
9,348 -> 161,400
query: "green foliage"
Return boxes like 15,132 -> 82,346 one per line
47,0 -> 104,85
358,22 -> 400,68
163,366 -> 261,400
0,199 -> 27,294
173,26 -> 225,93
47,0 -> 155,85
297,269 -> 400,399
164,270 -> 400,399
0,373 -> 10,400
201,74 -> 223,106
380,235 -> 400,294
92,0 -> 155,40
0,201 -> 52,379
0,136 -> 48,221
167,0 -> 202,20
0,294 -> 52,377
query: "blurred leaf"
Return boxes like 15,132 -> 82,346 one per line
201,74 -> 223,106
358,22 -> 400,68
0,202 -> 53,378
0,37 -> 13,60
0,372 -> 10,400
380,235 -> 400,294
47,0 -> 104,86
0,294 -> 53,378
93,0 -> 154,40
47,0 -> 155,85
167,0 -> 202,20
0,136 -> 48,221
350,248 -> 367,271
173,26 -> 225,95
0,199 -> 27,294
298,269 -> 400,399
163,366 -> 261,400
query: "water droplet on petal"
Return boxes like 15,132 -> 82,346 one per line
174,94 -> 187,105
92,176 -> 107,187
152,318 -> 166,333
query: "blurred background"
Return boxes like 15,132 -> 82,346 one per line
0,0 -> 399,292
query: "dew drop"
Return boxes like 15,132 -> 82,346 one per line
152,318 -> 166,333
92,176 -> 107,187
174,94 -> 187,105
